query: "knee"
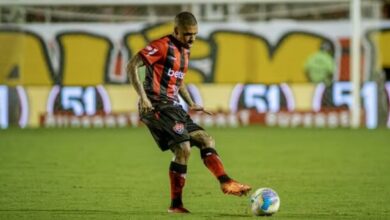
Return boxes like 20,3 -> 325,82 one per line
190,131 -> 216,149
200,134 -> 215,149
173,142 -> 191,162
205,136 -> 215,148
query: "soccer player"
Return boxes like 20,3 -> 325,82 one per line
127,11 -> 251,214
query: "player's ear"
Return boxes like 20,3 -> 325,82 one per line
174,27 -> 179,35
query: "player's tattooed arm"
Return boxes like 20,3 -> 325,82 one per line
179,83 -> 212,115
179,82 -> 195,107
127,54 -> 154,113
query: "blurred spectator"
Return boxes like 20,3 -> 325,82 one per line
304,41 -> 335,86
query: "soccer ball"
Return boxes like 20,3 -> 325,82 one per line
250,188 -> 280,216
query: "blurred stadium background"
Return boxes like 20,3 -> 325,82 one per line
0,0 -> 389,129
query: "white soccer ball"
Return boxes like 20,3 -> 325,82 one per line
250,188 -> 280,216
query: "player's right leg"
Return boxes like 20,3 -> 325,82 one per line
168,142 -> 191,213
139,104 -> 194,213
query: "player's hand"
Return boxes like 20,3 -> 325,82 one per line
189,104 -> 213,115
139,98 -> 154,114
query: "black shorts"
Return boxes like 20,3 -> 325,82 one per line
140,103 -> 204,151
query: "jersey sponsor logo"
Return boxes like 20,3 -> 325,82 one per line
167,68 -> 185,79
145,46 -> 158,55
173,122 -> 185,134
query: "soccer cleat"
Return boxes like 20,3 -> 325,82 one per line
167,206 -> 190,213
221,180 -> 252,196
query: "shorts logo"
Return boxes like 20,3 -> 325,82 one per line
173,122 -> 184,134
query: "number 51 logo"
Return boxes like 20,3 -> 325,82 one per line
47,85 -> 111,116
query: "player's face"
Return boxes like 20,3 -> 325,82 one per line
175,25 -> 198,48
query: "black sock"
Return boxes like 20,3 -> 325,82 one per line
217,174 -> 231,184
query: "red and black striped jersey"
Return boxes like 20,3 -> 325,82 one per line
138,35 -> 190,104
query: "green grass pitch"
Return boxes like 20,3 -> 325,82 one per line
0,127 -> 389,219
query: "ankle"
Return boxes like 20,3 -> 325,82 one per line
171,198 -> 183,208
218,174 -> 232,184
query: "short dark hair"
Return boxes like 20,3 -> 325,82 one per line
174,11 -> 197,27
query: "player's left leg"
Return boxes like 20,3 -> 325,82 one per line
189,130 -> 226,179
189,130 -> 251,196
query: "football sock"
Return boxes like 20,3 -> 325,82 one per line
201,148 -> 231,184
169,161 -> 187,208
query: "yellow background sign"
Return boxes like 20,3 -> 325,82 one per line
1,22 -> 389,85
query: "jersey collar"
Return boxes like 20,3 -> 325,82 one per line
168,34 -> 189,49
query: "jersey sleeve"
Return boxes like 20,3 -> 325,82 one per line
138,40 -> 165,65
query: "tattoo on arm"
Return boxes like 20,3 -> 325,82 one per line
127,54 -> 147,100
179,82 -> 194,106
